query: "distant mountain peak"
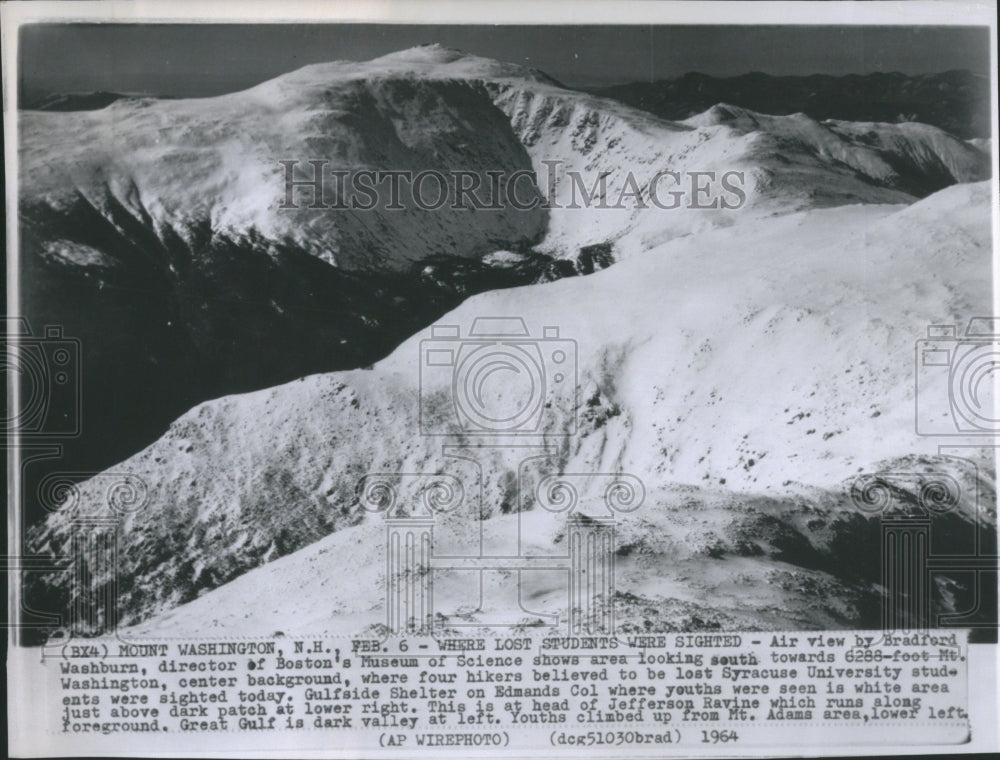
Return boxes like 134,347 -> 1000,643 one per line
21,90 -> 147,112
595,69 -> 991,139
247,44 -> 563,97
373,42 -> 473,64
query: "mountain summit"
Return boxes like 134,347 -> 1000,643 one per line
20,49 -> 988,492
19,49 -> 994,637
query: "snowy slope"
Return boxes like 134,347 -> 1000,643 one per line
491,95 -> 988,255
20,46 -> 990,519
685,106 -> 989,197
20,46 -> 995,636
27,181 -> 996,634
121,486 -> 894,637
20,55 -> 546,272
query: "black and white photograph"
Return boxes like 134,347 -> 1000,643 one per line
4,1 -> 998,757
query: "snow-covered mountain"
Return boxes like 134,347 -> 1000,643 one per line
27,181 -> 996,636
19,46 -> 991,497
20,46 -> 995,637
24,45 -> 986,272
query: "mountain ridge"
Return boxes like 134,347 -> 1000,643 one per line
26,181 -> 996,636
18,49 -> 996,638
593,69 -> 992,140
20,48 -> 988,504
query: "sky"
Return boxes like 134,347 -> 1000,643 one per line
19,23 -> 992,97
